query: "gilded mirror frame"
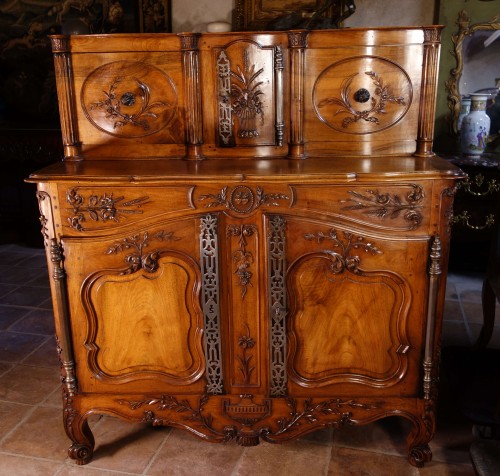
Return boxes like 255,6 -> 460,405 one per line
232,0 -> 348,31
445,10 -> 500,135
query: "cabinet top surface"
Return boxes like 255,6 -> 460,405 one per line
28,157 -> 464,184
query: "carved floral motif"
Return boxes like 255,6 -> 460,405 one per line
117,393 -> 378,446
227,224 -> 257,299
237,324 -> 256,384
67,188 -> 150,231
105,230 -> 180,275
304,229 -> 382,274
318,70 -> 406,128
340,185 -> 424,230
89,77 -> 170,131
274,397 -> 378,436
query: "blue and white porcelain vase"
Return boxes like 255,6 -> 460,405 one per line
457,95 -> 471,132
460,93 -> 491,158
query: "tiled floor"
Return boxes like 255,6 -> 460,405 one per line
1,243 -> 499,475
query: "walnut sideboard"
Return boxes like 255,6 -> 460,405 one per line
27,27 -> 465,467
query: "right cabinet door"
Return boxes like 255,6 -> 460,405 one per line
281,215 -> 430,398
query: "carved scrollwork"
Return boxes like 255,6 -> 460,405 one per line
118,392 -> 380,447
198,185 -> 289,214
67,188 -> 150,231
273,397 -> 378,437
36,191 -> 51,243
105,230 -> 180,274
304,229 -> 382,274
340,185 -> 424,230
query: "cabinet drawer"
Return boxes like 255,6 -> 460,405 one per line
58,185 -> 195,234
291,183 -> 430,232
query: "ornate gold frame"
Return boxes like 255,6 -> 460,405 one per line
445,10 -> 500,134
233,0 -> 342,31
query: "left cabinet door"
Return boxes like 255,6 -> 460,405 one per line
61,216 -> 207,395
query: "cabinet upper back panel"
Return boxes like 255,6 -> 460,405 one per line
50,27 -> 442,160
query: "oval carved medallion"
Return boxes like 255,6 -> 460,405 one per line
81,61 -> 178,138
313,56 -> 413,134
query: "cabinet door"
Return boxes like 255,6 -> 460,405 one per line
62,216 -> 207,394
273,215 -> 429,398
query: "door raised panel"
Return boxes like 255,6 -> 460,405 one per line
287,253 -> 410,388
82,254 -> 205,385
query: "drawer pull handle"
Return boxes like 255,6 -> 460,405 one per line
451,211 -> 495,230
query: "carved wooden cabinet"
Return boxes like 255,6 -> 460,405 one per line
28,27 -> 464,467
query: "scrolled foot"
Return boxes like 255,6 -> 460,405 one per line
409,444 -> 432,468
68,442 -> 93,465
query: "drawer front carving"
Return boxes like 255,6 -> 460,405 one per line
291,183 -> 428,231
61,186 -> 195,233
197,184 -> 290,215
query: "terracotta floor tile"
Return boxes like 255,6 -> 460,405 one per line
417,461 -> 475,475
445,280 -> 459,301
430,420 -> 474,465
460,289 -> 483,304
10,308 -> 55,335
0,331 -> 47,362
0,361 -> 13,376
148,428 -> 243,476
0,406 -> 70,461
85,415 -> 168,473
441,322 -> 472,347
0,251 -> 38,267
0,283 -> 18,299
462,302 -> 485,324
298,427 -> 334,446
0,364 -> 60,404
0,305 -> 30,330
0,401 -> 33,437
443,300 -> 463,322
0,265 -> 46,286
26,271 -> 50,288
0,452 -> 63,475
332,417 -> 410,457
328,446 -> 418,475
22,336 -> 59,368
40,385 -> 64,408
58,462 -> 142,475
0,285 -> 51,307
234,439 -> 331,476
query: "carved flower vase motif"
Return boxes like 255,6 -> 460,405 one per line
460,93 -> 491,159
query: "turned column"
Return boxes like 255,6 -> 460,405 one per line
288,31 -> 309,159
179,33 -> 205,160
50,36 -> 82,161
